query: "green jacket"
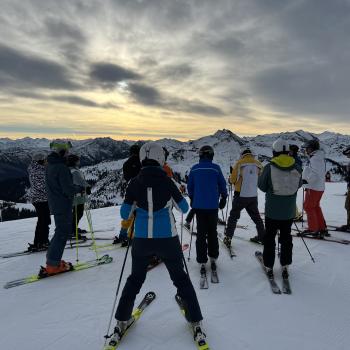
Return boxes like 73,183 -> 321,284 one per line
258,154 -> 302,220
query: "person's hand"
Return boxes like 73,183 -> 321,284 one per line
86,186 -> 92,195
219,196 -> 227,209
302,179 -> 308,185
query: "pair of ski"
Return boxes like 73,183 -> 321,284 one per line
0,239 -> 93,258
200,264 -> 219,289
255,251 -> 291,295
3,254 -> 113,289
104,292 -> 210,350
291,230 -> 350,245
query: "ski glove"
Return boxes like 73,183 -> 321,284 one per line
219,196 -> 227,209
302,179 -> 308,185
86,186 -> 92,195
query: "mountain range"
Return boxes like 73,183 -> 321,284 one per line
0,129 -> 349,206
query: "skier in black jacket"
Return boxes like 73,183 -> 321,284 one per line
113,144 -> 141,245
40,140 -> 83,276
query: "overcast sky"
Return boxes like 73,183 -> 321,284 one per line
0,0 -> 349,140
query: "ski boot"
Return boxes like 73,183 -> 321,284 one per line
78,228 -> 87,234
210,258 -> 217,272
27,242 -> 49,252
191,321 -> 207,343
39,260 -> 73,277
265,266 -> 274,279
109,318 -> 135,344
113,236 -> 129,247
223,235 -> 232,249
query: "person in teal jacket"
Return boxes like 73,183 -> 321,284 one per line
258,138 -> 302,279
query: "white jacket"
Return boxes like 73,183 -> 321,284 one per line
302,150 -> 326,191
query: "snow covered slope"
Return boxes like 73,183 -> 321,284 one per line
0,182 -> 349,350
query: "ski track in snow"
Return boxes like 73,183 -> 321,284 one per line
1,183 -> 350,350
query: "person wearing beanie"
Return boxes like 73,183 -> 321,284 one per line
109,142 -> 205,346
302,139 -> 327,237
187,145 -> 227,278
258,138 -> 302,279
224,148 -> 264,246
66,154 -> 91,240
40,140 -> 84,276
27,152 -> 51,251
114,144 -> 141,246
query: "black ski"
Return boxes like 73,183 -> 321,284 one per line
175,294 -> 210,350
282,277 -> 292,294
1,240 -> 92,258
199,266 -> 209,289
210,263 -> 219,284
291,231 -> 350,245
255,251 -> 281,294
327,225 -> 350,234
104,291 -> 156,350
218,235 -> 236,258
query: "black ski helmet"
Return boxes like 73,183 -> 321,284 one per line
303,139 -> 320,151
129,144 -> 140,156
199,145 -> 214,160
163,147 -> 169,161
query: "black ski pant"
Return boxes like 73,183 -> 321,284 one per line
226,196 -> 265,239
195,209 -> 219,264
263,217 -> 293,269
72,204 -> 84,235
33,202 -> 51,245
46,209 -> 72,266
185,208 -> 195,223
115,237 -> 202,323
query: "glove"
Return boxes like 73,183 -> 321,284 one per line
219,196 -> 227,209
86,186 -> 92,195
302,179 -> 308,185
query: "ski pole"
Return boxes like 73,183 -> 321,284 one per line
74,203 -> 79,263
301,188 -> 304,228
85,204 -> 100,260
293,221 -> 315,263
180,213 -> 184,246
103,238 -> 131,344
187,215 -> 195,261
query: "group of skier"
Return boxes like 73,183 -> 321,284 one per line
25,136 -> 350,348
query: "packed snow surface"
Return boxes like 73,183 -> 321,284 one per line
0,183 -> 349,350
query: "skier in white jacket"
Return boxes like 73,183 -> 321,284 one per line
302,139 -> 327,237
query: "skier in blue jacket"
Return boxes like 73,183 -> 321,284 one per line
111,142 -> 205,345
187,145 -> 227,275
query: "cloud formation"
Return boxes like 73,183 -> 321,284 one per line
0,0 -> 349,139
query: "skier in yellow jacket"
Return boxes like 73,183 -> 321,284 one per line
224,149 -> 265,246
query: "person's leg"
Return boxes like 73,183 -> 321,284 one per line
33,202 -> 46,245
245,197 -> 265,240
263,217 -> 278,269
279,219 -> 293,267
207,210 -> 219,261
346,190 -> 350,227
46,210 -> 72,266
76,204 -> 84,227
195,211 -> 209,264
40,202 -> 51,244
225,197 -> 243,237
304,189 -> 319,232
158,237 -> 202,322
313,191 -> 326,231
115,239 -> 150,321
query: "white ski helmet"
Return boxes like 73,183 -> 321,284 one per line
272,138 -> 289,153
139,142 -> 165,166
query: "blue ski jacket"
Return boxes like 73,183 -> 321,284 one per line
120,166 -> 189,239
187,159 -> 227,209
